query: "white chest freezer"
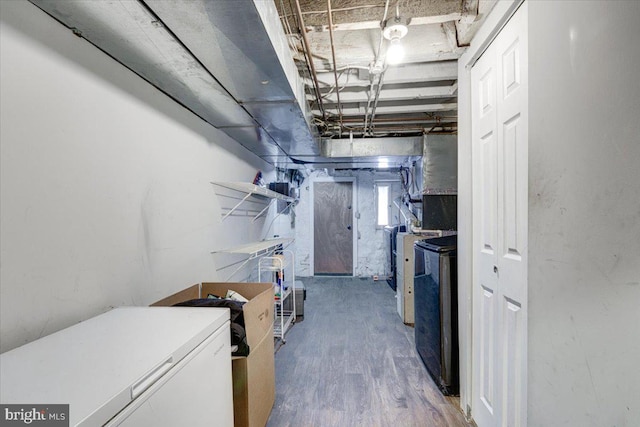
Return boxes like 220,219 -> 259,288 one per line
0,307 -> 233,426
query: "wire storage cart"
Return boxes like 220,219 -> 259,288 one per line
259,250 -> 295,342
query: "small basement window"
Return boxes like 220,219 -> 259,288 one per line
376,183 -> 390,227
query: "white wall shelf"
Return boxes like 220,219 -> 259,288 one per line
211,182 -> 294,221
211,238 -> 293,257
212,238 -> 293,282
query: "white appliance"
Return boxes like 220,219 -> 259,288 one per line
396,232 -> 417,324
0,307 -> 233,427
396,232 -> 434,324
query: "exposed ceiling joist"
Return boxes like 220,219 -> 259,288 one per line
309,61 -> 458,88
304,13 -> 464,32
317,84 -> 457,104
315,102 -> 458,116
442,21 -> 464,52
278,0 -> 463,27
341,114 -> 457,125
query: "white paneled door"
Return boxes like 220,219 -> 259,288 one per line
471,4 -> 528,427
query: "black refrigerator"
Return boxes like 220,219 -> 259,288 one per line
414,235 -> 459,395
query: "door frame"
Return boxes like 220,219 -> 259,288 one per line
457,0 -> 525,421
309,176 -> 357,276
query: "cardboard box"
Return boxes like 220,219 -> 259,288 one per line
152,282 -> 275,427
232,331 -> 275,427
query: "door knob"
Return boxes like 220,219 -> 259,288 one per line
347,225 -> 352,230
493,265 -> 498,273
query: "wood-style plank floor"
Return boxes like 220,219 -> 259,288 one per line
267,277 -> 472,427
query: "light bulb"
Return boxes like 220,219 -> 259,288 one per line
386,38 -> 405,65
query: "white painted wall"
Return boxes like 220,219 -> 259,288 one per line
0,1 -> 284,353
459,1 -> 640,425
294,169 -> 403,278
527,2 -> 640,425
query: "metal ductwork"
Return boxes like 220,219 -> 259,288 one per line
321,136 -> 422,158
28,0 -> 421,168
142,0 -> 321,166
422,134 -> 457,193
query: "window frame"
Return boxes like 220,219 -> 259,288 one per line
375,180 -> 400,229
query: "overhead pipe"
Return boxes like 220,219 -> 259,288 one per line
366,69 -> 387,135
343,125 -> 454,132
326,0 -> 343,132
341,124 -> 456,132
294,0 -> 326,120
342,115 -> 458,124
362,0 -> 390,137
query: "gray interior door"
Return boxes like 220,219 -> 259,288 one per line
313,181 -> 353,275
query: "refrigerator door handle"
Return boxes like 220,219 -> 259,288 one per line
131,356 -> 174,399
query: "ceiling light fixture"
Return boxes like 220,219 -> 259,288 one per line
382,13 -> 410,65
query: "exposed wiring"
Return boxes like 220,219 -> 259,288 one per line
363,0 -> 390,137
334,65 -> 370,71
367,67 -> 387,135
327,0 -> 343,129
319,67 -> 354,104
399,166 -> 411,192
376,0 -> 392,62
293,0 -> 327,120
411,165 -> 419,195
260,200 -> 297,241
279,0 -> 294,40
320,69 -> 347,99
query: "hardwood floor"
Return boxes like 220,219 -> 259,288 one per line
267,277 -> 472,427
